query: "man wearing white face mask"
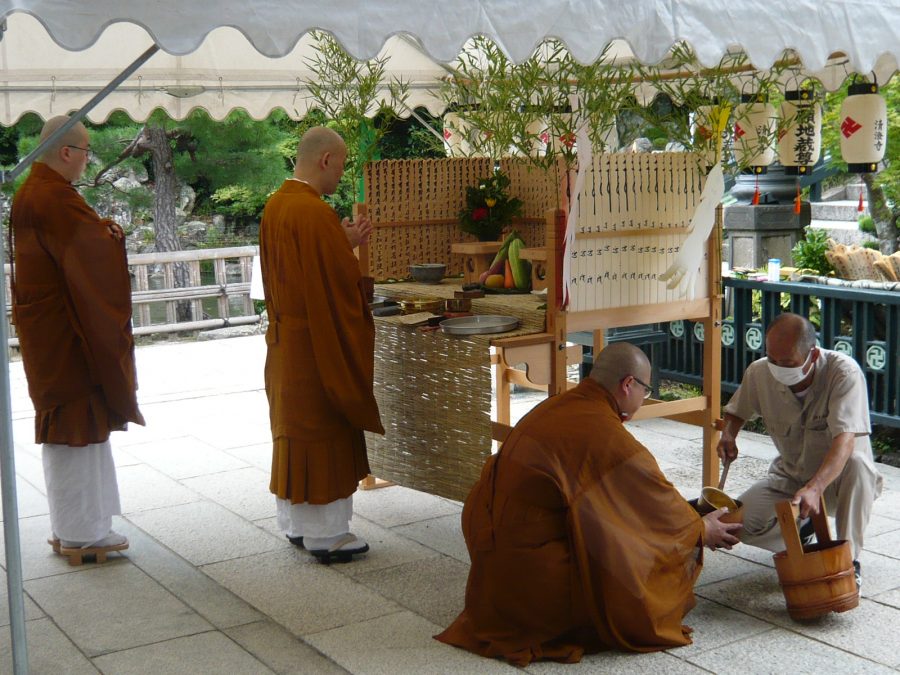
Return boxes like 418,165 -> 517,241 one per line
718,313 -> 882,588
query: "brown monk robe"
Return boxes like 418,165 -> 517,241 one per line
260,127 -> 383,557
12,152 -> 143,445
436,344 -> 740,666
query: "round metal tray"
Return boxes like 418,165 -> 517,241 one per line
439,314 -> 520,335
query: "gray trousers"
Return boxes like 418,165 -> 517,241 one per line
737,452 -> 883,560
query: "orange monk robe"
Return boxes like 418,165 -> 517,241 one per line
259,180 -> 384,505
436,378 -> 705,666
11,162 -> 144,446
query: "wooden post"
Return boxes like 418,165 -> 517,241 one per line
546,208 -> 568,396
701,206 -> 725,488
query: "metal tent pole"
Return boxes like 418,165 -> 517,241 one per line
0,41 -> 159,675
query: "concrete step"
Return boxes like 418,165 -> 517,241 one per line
811,200 -> 869,221
809,219 -> 878,247
822,183 -> 866,202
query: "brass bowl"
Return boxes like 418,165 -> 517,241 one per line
699,487 -> 740,512
444,298 -> 472,313
399,297 -> 444,315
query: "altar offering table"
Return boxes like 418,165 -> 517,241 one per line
366,280 -> 545,501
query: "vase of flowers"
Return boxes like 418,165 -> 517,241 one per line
458,170 -> 523,242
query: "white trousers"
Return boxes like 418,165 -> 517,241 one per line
276,495 -> 353,539
43,440 -> 121,543
737,452 -> 883,560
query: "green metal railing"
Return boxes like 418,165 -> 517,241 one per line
660,278 -> 900,427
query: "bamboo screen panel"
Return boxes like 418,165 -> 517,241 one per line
364,158 -> 561,281
566,152 -> 708,312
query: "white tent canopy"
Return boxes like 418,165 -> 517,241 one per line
3,0 -> 899,72
1,6 -> 898,126
0,13 -> 453,124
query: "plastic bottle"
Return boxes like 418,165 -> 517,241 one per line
767,258 -> 781,282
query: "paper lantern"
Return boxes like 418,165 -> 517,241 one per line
778,88 -> 822,176
839,81 -> 888,173
734,93 -> 777,174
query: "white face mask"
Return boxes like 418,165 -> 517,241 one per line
766,350 -> 814,386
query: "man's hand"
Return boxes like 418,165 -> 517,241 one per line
717,434 -> 739,463
702,508 -> 742,551
342,215 -> 373,249
791,483 -> 823,520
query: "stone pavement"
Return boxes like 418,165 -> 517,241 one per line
1,335 -> 899,674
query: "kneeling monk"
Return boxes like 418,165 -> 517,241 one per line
436,343 -> 740,666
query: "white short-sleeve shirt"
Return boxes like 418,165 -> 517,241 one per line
724,349 -> 874,486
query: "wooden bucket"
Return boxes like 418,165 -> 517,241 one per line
773,498 -> 859,620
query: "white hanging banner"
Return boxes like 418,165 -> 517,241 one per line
562,100 -> 592,309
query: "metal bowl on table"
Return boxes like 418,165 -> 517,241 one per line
440,314 -> 520,335
408,263 -> 447,284
398,297 -> 444,315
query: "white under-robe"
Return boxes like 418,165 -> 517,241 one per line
275,495 -> 352,539
43,440 -> 120,544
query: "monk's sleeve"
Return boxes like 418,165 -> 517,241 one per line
300,219 -> 383,433
38,190 -> 143,425
569,444 -> 703,650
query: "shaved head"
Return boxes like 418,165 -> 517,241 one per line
589,342 -> 651,392
296,126 -> 345,168
767,313 -> 816,357
39,116 -> 88,163
293,126 -> 347,196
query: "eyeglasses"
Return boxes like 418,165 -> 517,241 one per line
631,375 -> 653,399
66,145 -> 94,161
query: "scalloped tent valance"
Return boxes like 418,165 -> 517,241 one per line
0,2 -> 897,124
4,0 -> 899,70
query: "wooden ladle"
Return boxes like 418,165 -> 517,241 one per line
717,456 -> 733,491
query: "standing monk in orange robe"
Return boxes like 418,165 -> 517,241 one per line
11,116 -> 144,563
436,343 -> 740,665
260,126 -> 383,563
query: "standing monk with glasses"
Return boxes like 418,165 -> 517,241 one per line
11,115 -> 144,564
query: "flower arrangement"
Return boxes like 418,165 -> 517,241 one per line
457,170 -> 523,241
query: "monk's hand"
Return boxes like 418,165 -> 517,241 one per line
342,215 -> 373,248
716,434 -> 739,463
106,221 -> 125,241
791,483 -> 822,520
702,508 -> 742,551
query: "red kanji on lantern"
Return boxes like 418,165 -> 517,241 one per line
443,128 -> 452,140
841,117 -> 862,138
540,131 -> 549,145
560,132 -> 576,148
734,123 -> 746,139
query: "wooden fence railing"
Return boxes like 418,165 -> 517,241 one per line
4,245 -> 261,346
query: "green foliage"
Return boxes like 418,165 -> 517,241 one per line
631,44 -> 797,172
863,240 -> 881,250
303,31 -> 409,194
172,109 -> 292,213
858,214 -> 876,234
440,37 -> 631,168
457,170 -> 523,241
791,227 -> 835,275
211,185 -> 272,223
